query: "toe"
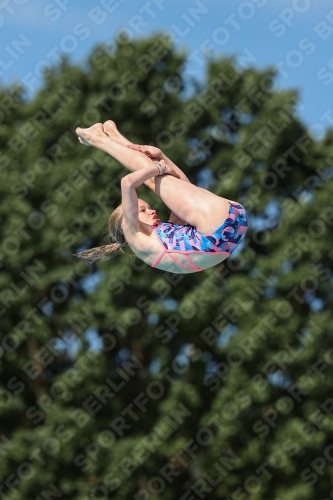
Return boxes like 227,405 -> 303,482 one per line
104,120 -> 116,129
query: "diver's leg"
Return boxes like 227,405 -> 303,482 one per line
76,124 -> 231,234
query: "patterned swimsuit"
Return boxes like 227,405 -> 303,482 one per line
149,202 -> 248,272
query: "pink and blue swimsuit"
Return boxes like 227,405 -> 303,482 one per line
149,202 -> 248,272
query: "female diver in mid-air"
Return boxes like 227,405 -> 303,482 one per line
73,121 -> 248,274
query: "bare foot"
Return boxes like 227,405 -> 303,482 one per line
76,123 -> 107,147
102,120 -> 133,146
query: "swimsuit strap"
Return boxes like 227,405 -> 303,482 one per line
166,252 -> 204,272
150,226 -> 204,271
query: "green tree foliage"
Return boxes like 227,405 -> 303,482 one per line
1,33 -> 333,499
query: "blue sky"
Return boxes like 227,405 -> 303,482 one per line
1,0 -> 333,138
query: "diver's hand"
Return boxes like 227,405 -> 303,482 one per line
127,144 -> 163,161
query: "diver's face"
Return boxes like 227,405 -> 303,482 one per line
138,200 -> 160,225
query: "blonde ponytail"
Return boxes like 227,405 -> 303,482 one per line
72,203 -> 128,263
72,242 -> 125,262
